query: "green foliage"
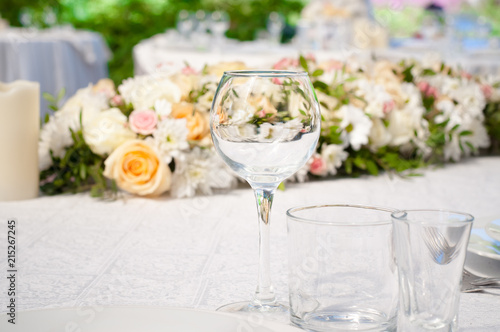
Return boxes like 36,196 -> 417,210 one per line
0,0 -> 306,85
484,101 -> 500,153
39,114 -> 116,198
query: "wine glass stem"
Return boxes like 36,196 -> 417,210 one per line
253,187 -> 277,305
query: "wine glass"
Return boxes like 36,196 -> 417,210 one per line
210,71 -> 321,315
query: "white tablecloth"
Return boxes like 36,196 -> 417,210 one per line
0,27 -> 111,117
1,157 -> 500,331
133,33 -> 500,77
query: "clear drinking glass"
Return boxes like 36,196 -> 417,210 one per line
392,210 -> 474,332
210,71 -> 321,314
286,204 -> 399,332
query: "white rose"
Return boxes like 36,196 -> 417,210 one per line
83,108 -> 136,156
118,75 -> 182,110
369,118 -> 392,151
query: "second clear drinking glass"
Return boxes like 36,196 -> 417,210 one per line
210,70 -> 321,314
392,209 -> 474,332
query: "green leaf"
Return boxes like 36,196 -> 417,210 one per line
299,55 -> 308,71
299,109 -> 307,116
313,81 -> 329,91
366,160 -> 379,176
43,92 -> 55,103
344,77 -> 358,82
312,69 -> 324,77
422,68 -> 436,76
57,88 -> 66,101
344,158 -> 353,174
459,130 -> 473,136
79,164 -> 87,180
353,156 -> 366,170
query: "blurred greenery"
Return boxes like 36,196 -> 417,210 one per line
1,0 -> 499,85
0,0 -> 306,85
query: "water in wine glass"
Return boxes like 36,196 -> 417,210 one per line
214,128 -> 318,186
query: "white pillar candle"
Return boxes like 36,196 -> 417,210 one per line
0,81 -> 40,201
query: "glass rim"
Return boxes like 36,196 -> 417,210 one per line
391,209 -> 474,224
223,70 -> 309,78
286,204 -> 396,226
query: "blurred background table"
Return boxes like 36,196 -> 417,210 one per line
133,30 -> 500,76
0,27 -> 110,117
1,156 -> 499,330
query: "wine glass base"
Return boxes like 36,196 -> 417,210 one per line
217,301 -> 289,322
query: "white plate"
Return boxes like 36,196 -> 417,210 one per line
465,228 -> 500,277
486,218 -> 500,242
0,306 -> 302,332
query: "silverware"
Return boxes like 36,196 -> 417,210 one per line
463,269 -> 500,286
424,226 -> 465,265
462,270 -> 500,294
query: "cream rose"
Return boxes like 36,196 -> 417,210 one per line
171,102 -> 209,141
206,61 -> 248,77
83,108 -> 136,156
103,140 -> 171,196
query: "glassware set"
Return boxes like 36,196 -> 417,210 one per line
176,10 -> 230,50
209,70 -> 474,331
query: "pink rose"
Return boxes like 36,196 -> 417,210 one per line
418,81 -> 439,99
305,53 -> 316,62
461,71 -> 472,80
481,84 -> 493,99
426,86 -> 439,99
272,57 -> 299,70
383,100 -> 395,113
129,109 -> 158,135
111,95 -> 124,107
309,155 -> 327,176
271,77 -> 283,85
181,66 -> 198,75
417,81 -> 430,93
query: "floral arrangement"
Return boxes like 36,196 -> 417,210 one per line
277,54 -> 500,180
38,55 -> 500,198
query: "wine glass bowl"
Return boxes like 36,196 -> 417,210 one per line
211,70 -> 320,188
210,70 -> 321,316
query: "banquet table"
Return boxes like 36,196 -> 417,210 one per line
1,156 -> 500,331
133,32 -> 500,77
0,27 -> 111,117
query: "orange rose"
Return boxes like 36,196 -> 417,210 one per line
103,140 -> 171,196
171,102 -> 209,141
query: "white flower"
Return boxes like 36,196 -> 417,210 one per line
170,148 -> 236,198
387,83 -> 428,149
230,108 -> 254,125
38,111 -> 80,170
118,75 -> 182,110
196,92 -> 215,113
369,118 -> 392,151
355,78 -> 393,118
338,105 -> 372,150
57,84 -> 109,126
152,118 -> 189,164
83,108 -> 136,156
154,99 -> 172,119
38,84 -> 113,170
320,143 -> 348,175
